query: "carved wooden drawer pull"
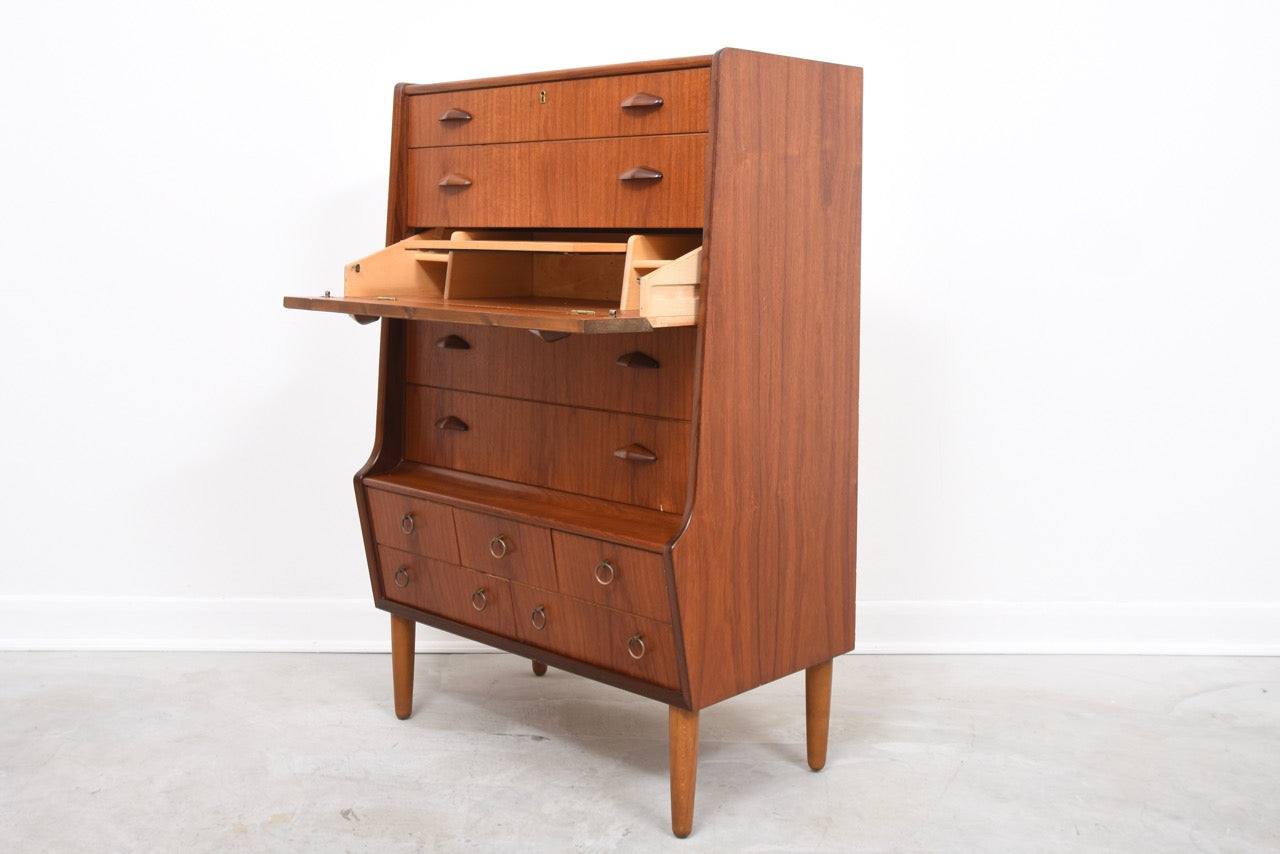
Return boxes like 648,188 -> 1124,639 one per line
438,108 -> 472,122
619,166 -> 663,182
435,415 -> 469,432
435,334 -> 470,350
616,351 -> 660,369
438,173 -> 473,188
614,444 -> 658,463
620,92 -> 664,109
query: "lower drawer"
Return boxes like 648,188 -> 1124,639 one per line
366,487 -> 459,563
452,507 -> 557,589
552,531 -> 671,623
405,386 -> 689,513
378,546 -> 515,638
509,584 -> 679,690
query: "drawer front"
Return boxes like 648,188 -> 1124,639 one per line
405,322 -> 696,420
406,135 -> 705,229
451,507 -> 557,589
366,487 -> 459,563
552,531 -> 671,623
510,584 -> 679,690
377,546 -> 515,638
405,387 -> 689,513
407,68 -> 710,147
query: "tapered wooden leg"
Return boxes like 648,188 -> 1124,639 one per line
391,615 -> 415,720
669,706 -> 700,838
531,660 -> 548,676
805,658 -> 833,771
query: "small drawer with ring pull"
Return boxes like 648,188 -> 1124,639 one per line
365,487 -> 459,564
552,531 -> 671,623
509,584 -> 679,690
377,545 -> 516,638
452,507 -> 557,589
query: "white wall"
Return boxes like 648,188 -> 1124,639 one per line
2,1 -> 1277,652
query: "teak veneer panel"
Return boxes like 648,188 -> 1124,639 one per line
405,321 -> 696,420
377,546 -> 517,638
509,584 -> 680,690
452,506 -> 558,590
670,50 -> 862,707
406,135 -> 706,229
404,386 -> 690,513
406,68 -> 711,147
552,531 -> 672,624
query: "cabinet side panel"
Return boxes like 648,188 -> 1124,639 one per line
387,83 -> 411,245
672,50 -> 862,708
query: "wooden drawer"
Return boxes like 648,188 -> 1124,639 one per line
406,135 -> 705,229
405,322 -> 696,420
552,531 -> 671,623
366,487 -> 459,563
406,68 -> 710,147
509,584 -> 679,690
377,546 -> 515,638
451,507 -> 557,589
405,387 -> 689,513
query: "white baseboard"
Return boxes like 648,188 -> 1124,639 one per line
853,600 -> 1280,655
1,596 -> 1277,654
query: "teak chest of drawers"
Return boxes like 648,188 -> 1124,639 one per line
285,48 -> 862,837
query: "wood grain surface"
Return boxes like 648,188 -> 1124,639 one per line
406,68 -> 710,147
405,321 -> 696,419
671,48 -> 862,708
404,386 -> 690,513
405,135 -> 706,229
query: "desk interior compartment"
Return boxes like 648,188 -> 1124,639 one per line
284,229 -> 702,332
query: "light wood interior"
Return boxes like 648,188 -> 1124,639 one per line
339,229 -> 702,327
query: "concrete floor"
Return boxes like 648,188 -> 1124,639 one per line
1,653 -> 1277,852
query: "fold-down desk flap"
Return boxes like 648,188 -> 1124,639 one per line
282,294 -> 658,333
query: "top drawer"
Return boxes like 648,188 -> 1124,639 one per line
406,68 -> 710,148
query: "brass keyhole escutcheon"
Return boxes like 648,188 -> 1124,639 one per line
539,89 -> 547,104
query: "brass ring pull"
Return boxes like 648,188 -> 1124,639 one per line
627,634 -> 646,660
530,606 -> 547,631
594,560 -> 616,586
400,512 -> 415,534
471,588 -> 488,611
393,567 -> 410,588
489,535 -> 508,559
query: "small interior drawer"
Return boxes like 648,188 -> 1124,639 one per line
509,584 -> 679,690
451,507 -> 557,589
552,531 -> 671,623
377,546 -> 515,638
405,322 -> 696,420
366,487 -> 459,564
405,387 -> 690,514
406,135 -> 706,229
405,68 -> 710,148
